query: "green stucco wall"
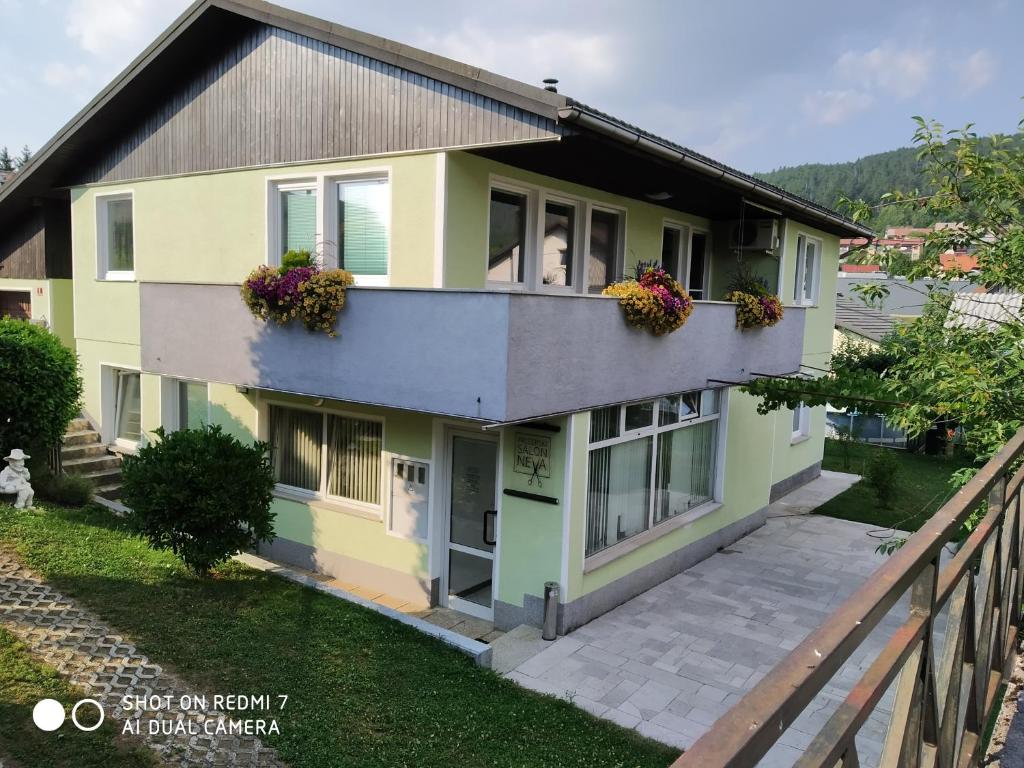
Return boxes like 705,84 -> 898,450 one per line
496,419 -> 568,608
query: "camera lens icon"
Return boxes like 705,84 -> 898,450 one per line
32,698 -> 105,732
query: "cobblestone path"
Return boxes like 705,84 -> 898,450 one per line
0,552 -> 286,767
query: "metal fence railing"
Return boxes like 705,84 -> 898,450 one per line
673,427 -> 1024,768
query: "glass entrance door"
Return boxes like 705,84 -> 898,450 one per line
446,433 -> 498,619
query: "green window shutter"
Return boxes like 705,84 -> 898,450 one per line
281,189 -> 318,255
338,179 -> 389,276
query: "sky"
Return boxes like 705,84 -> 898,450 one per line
0,0 -> 1021,174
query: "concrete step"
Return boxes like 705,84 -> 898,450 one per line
60,443 -> 110,461
63,430 -> 102,447
67,417 -> 92,433
62,454 -> 122,472
94,483 -> 123,501
78,467 -> 123,485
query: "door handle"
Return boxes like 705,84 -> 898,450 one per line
483,509 -> 497,546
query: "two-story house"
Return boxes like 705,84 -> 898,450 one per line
0,0 -> 871,633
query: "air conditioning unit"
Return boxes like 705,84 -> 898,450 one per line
729,219 -> 779,251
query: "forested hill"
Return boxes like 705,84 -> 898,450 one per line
755,135 -> 1020,229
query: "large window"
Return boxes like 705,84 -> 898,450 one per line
794,235 -> 821,305
268,404 -> 383,507
97,193 -> 135,280
487,181 -> 623,293
586,390 -> 721,557
270,175 -> 391,284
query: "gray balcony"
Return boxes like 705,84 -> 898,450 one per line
140,283 -> 806,423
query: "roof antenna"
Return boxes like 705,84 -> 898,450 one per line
542,78 -> 559,93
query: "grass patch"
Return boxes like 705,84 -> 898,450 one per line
0,627 -> 158,768
0,504 -> 678,768
817,440 -> 971,533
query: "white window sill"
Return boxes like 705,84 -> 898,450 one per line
790,434 -> 811,446
98,273 -> 136,282
272,485 -> 383,522
583,500 -> 723,574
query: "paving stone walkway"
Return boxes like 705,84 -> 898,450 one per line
0,553 -> 285,767
507,510 -> 907,767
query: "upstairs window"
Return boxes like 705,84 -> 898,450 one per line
279,186 -> 318,257
487,181 -> 623,293
588,208 -> 621,293
488,189 -> 528,284
661,224 -> 709,299
688,231 -> 709,300
98,193 -> 135,280
541,200 -> 576,287
792,402 -> 810,441
269,174 -> 391,285
335,178 -> 389,283
794,235 -> 821,305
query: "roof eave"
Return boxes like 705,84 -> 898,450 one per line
557,104 -> 875,240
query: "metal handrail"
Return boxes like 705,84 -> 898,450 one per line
673,427 -> 1024,767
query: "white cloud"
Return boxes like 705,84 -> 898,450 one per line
65,0 -> 176,58
834,43 -> 933,100
42,60 -> 93,87
802,88 -> 874,126
958,49 -> 996,94
414,21 -> 619,95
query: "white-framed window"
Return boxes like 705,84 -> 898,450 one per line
267,171 -> 391,285
97,192 -> 135,280
792,402 -> 811,441
267,404 -> 384,509
161,378 -> 209,431
794,234 -> 822,305
588,206 -> 623,293
585,389 -> 722,558
660,222 -> 710,299
113,369 -> 142,445
486,177 -> 624,294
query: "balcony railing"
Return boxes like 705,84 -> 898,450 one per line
139,283 -> 806,422
674,426 -> 1024,768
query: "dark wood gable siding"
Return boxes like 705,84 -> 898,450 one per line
79,25 -> 560,185
0,202 -> 72,280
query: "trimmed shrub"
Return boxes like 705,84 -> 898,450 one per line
865,448 -> 900,509
121,425 -> 276,574
37,472 -> 95,507
0,319 -> 81,457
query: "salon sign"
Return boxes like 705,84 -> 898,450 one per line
513,433 -> 551,485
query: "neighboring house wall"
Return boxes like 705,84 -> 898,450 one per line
0,277 -> 74,347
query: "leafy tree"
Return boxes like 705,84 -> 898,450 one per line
14,145 -> 31,169
121,425 -> 276,574
0,319 -> 82,458
745,112 -> 1024,466
0,146 -> 12,172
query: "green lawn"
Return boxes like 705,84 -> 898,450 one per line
0,503 -> 678,768
0,627 -> 158,768
817,439 -> 972,533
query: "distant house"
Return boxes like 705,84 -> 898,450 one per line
829,297 -> 906,446
836,275 -> 975,319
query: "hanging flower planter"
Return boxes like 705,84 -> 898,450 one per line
241,250 -> 355,338
724,264 -> 784,329
602,262 -> 694,336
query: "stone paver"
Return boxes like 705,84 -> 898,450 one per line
507,476 -> 910,767
0,553 -> 285,767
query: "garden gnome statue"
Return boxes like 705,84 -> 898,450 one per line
1,449 -> 34,510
